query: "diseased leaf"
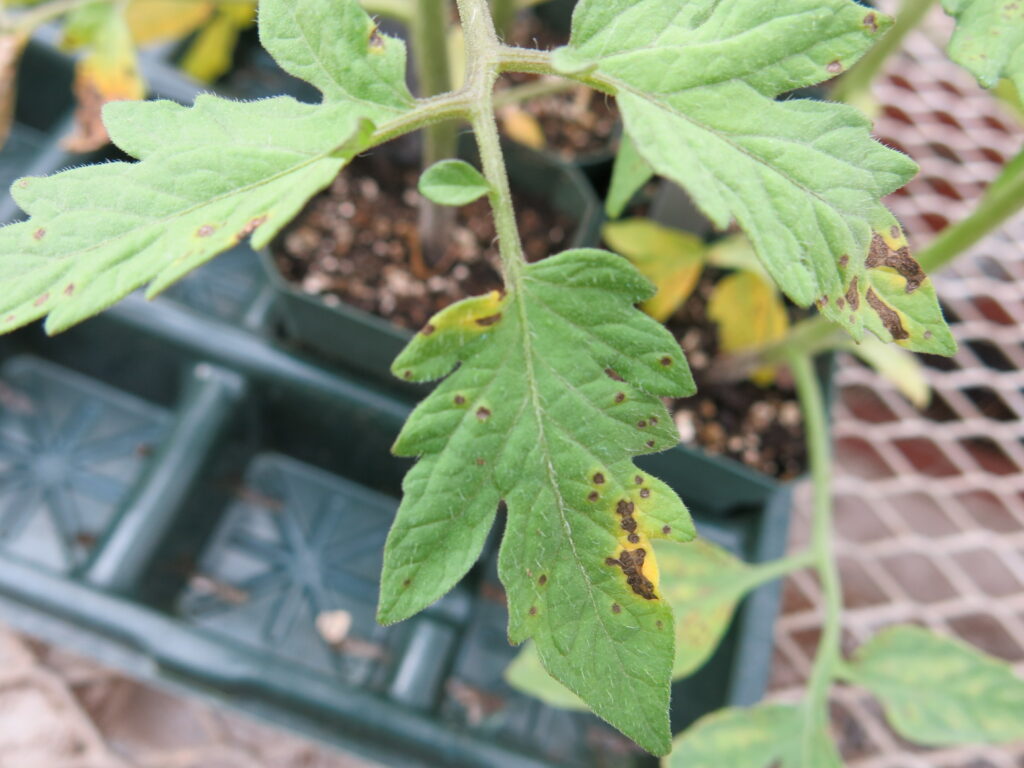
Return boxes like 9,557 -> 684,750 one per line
507,539 -> 751,708
942,0 -> 1024,93
125,0 -> 214,46
606,134 -> 653,218
844,625 -> 1024,746
666,704 -> 840,768
380,249 -> 696,754
419,159 -> 491,205
180,2 -> 257,83
64,4 -> 146,152
554,0 -> 954,355
845,334 -> 930,408
602,218 -> 705,322
0,0 -> 412,334
708,271 -> 789,386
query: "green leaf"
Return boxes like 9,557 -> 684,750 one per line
707,271 -> 789,386
0,0 -> 413,335
606,134 -> 654,218
380,249 -> 697,754
555,0 -> 955,356
507,539 -> 752,708
942,0 -> 1024,93
666,704 -> 841,768
845,334 -> 930,408
418,159 -> 491,206
844,625 -> 1024,746
602,218 -> 706,321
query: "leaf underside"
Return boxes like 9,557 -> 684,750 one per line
555,0 -> 955,356
0,0 -> 411,334
380,250 -> 696,754
845,625 -> 1024,746
941,0 -> 1024,93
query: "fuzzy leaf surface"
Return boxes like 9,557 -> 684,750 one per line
554,0 -> 954,355
845,625 -> 1024,746
0,0 -> 412,335
942,0 -> 1024,92
380,249 -> 697,754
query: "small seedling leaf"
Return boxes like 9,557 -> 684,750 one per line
419,159 -> 491,206
942,0 -> 1024,93
556,0 -> 954,356
380,249 -> 697,755
844,625 -> 1024,746
708,271 -> 789,386
602,218 -> 706,322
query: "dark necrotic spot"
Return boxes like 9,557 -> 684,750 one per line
637,420 -> 647,428
866,288 -> 909,340
476,313 -> 502,327
645,440 -> 655,448
660,356 -> 672,366
63,283 -> 75,296
839,255 -> 849,268
196,224 -> 216,237
421,323 -> 436,335
615,392 -> 626,403
640,488 -> 650,498
454,394 -> 466,405
529,606 -> 537,616
593,472 -> 606,484
612,603 -> 621,614
837,297 -> 846,310
866,233 -> 925,292
662,525 -> 671,534
587,491 -> 599,502
538,574 -> 547,585
845,276 -> 860,311
403,370 -> 413,380
476,407 -> 492,420
649,416 -> 658,425
607,548 -> 657,600
33,292 -> 49,307
864,12 -> 878,31
656,620 -> 663,630
604,367 -> 624,381
635,475 -> 643,485
616,500 -> 634,517
33,228 -> 45,240
827,60 -> 842,74
628,533 -> 640,543
403,578 -> 411,587
369,26 -> 385,47
475,458 -> 486,466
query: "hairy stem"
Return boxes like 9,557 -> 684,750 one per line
832,0 -> 937,106
413,0 -> 458,269
917,147 -> 1024,273
457,0 -> 527,283
790,352 -> 842,758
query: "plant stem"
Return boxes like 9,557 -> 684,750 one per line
832,0 -> 937,106
917,147 -> 1024,272
790,351 -> 842,759
456,0 -> 527,282
412,0 -> 458,269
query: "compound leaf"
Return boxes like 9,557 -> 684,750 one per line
0,0 -> 412,335
844,625 -> 1024,746
380,249 -> 697,754
942,0 -> 1024,93
554,0 -> 954,356
667,704 -> 841,768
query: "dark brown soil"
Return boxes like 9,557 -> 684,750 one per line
498,17 -> 620,159
663,271 -> 807,479
271,151 -> 574,332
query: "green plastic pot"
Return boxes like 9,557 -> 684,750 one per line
261,137 -> 604,389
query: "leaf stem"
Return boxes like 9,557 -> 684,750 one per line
832,0 -> 937,106
456,0 -> 527,282
789,351 -> 842,761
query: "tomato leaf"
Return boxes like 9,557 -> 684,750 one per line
942,0 -> 1024,93
708,271 -> 790,386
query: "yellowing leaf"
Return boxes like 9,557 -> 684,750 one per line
708,272 -> 789,386
500,104 -> 546,149
65,6 -> 146,153
180,3 -> 256,83
603,218 -> 706,321
125,0 -> 214,46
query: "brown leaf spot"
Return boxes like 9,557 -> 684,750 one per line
528,605 -> 537,616
593,472 -> 606,484
196,224 -> 216,238
866,232 -> 926,293
403,370 -> 413,380
656,620 -> 663,630
475,313 -> 502,327
403,579 -> 412,587
890,225 -> 901,239
659,356 -> 672,366
866,287 -> 909,340
33,292 -> 49,307
837,297 -> 846,310
606,548 -> 657,600
634,475 -> 643,485
237,215 -> 267,241
845,275 -> 860,311
839,255 -> 849,269
649,416 -> 658,425
827,60 -> 843,74
611,603 -> 621,614
639,488 -> 650,498
604,367 -> 625,382
476,407 -> 492,421
645,440 -> 655,448
924,330 -> 933,340
475,458 -> 486,466
369,26 -> 385,48
454,394 -> 466,405
662,525 -> 671,534
538,574 -> 547,586
587,491 -> 599,502
614,392 -> 626,403
63,283 -> 75,297
864,12 -> 879,31
421,323 -> 436,335
637,420 -> 647,428
33,227 -> 45,240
